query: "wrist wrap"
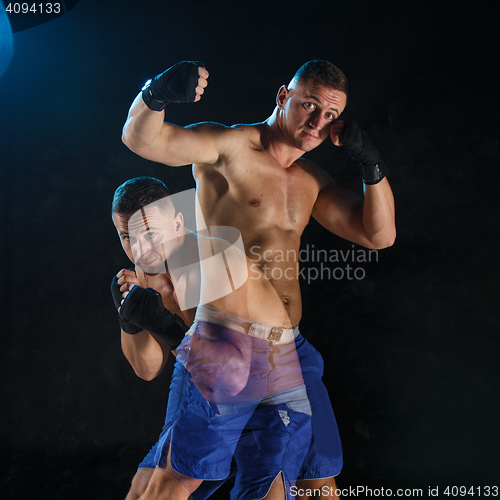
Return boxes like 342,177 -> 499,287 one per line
110,274 -> 142,334
361,162 -> 389,185
120,285 -> 188,351
142,61 -> 203,111
339,120 -> 389,185
153,314 -> 190,351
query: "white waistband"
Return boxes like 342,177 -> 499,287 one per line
195,304 -> 298,344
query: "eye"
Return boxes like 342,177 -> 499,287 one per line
304,102 -> 315,110
325,112 -> 334,120
145,232 -> 157,239
123,235 -> 137,247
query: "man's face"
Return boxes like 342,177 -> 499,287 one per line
277,79 -> 347,151
113,203 -> 181,275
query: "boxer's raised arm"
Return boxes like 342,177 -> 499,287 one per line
312,121 -> 396,249
122,61 -> 219,166
312,176 -> 395,249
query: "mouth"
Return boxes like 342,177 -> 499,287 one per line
138,259 -> 157,267
136,255 -> 162,269
301,130 -> 318,139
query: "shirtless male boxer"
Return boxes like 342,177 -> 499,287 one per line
111,177 -> 313,500
121,59 -> 396,499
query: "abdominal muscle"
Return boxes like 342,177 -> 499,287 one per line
191,260 -> 304,402
205,259 -> 293,329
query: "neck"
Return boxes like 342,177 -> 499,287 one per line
264,109 -> 305,168
167,230 -> 198,285
169,231 -> 202,312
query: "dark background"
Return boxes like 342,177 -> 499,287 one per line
1,0 -> 499,498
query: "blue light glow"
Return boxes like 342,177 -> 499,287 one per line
0,1 -> 13,77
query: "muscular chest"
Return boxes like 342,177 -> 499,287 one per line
200,152 -> 318,233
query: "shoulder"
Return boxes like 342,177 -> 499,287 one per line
186,121 -> 255,138
238,122 -> 268,148
188,121 -> 256,144
191,122 -> 263,163
295,157 -> 332,190
186,121 -> 231,133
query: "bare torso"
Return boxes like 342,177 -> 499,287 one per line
194,122 -> 324,326
136,231 -> 293,329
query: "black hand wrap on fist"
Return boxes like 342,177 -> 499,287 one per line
339,121 -> 389,185
110,274 -> 142,335
120,285 -> 189,351
142,61 -> 203,111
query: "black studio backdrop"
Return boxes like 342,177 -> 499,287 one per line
1,0 -> 499,498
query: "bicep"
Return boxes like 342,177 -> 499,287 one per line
147,123 -> 221,166
305,161 -> 364,242
123,94 -> 222,166
312,180 -> 367,245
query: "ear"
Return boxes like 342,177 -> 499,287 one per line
173,211 -> 184,235
276,85 -> 289,108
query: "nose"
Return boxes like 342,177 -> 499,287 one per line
132,237 -> 153,261
307,111 -> 324,130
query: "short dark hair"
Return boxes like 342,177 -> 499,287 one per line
292,59 -> 349,96
112,177 -> 170,218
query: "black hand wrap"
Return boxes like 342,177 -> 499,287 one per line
142,61 -> 203,111
120,285 -> 189,351
339,120 -> 389,185
110,274 -> 142,335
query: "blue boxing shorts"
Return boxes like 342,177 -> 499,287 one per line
151,305 -> 313,498
137,306 -> 342,498
228,333 -> 343,499
137,360 -> 236,500
294,332 -> 343,480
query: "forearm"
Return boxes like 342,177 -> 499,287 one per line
329,120 -> 396,249
312,178 -> 396,250
121,329 -> 169,381
360,178 -> 396,249
122,93 -> 166,154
